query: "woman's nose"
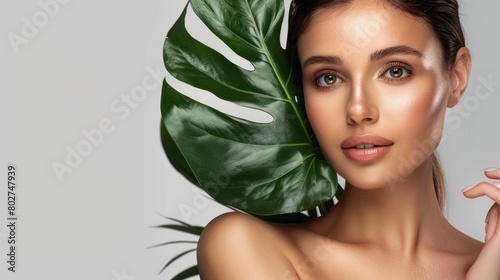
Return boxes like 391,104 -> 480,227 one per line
346,84 -> 379,125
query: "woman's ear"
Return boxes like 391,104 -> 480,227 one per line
448,47 -> 472,108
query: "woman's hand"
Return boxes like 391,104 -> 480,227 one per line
463,168 -> 500,279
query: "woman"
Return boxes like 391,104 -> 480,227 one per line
197,0 -> 500,278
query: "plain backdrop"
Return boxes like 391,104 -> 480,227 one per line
1,0 -> 499,279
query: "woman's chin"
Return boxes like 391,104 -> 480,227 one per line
342,173 -> 404,191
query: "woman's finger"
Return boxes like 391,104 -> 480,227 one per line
485,168 -> 500,180
485,204 -> 500,242
462,181 -> 500,202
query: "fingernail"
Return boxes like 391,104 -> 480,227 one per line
461,185 -> 475,193
484,168 -> 500,172
493,181 -> 500,188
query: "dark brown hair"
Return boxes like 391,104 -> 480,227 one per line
290,0 -> 467,208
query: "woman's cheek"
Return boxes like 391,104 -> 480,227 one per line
404,77 -> 448,141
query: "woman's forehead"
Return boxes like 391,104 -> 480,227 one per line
297,1 -> 438,63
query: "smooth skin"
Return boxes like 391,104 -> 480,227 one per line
464,168 -> 500,279
198,1 -> 499,279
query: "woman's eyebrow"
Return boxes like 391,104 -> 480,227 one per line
302,55 -> 343,69
370,45 -> 423,61
302,46 -> 422,69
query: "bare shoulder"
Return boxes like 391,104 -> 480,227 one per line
452,229 -> 484,258
436,222 -> 484,270
197,212 -> 299,279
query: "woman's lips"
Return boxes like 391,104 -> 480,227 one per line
341,135 -> 394,163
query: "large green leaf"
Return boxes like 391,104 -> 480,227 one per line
161,0 -> 337,215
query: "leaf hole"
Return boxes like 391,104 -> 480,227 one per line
166,71 -> 274,124
280,0 -> 292,49
185,4 -> 255,72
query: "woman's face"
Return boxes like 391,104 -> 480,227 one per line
298,0 -> 456,189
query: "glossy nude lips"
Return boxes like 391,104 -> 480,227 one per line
341,135 -> 394,163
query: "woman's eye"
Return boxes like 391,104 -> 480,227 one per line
316,73 -> 342,87
384,67 -> 411,79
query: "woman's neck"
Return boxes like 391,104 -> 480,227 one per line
317,158 -> 451,257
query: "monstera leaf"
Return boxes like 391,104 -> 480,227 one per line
161,0 -> 338,215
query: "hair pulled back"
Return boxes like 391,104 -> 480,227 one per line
290,0 -> 467,208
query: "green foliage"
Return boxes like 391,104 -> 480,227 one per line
154,217 -> 204,236
161,0 -> 337,215
152,218 -> 200,278
171,266 -> 199,280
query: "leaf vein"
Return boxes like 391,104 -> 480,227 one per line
243,0 -> 312,145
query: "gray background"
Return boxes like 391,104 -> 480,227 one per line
1,0 -> 499,279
